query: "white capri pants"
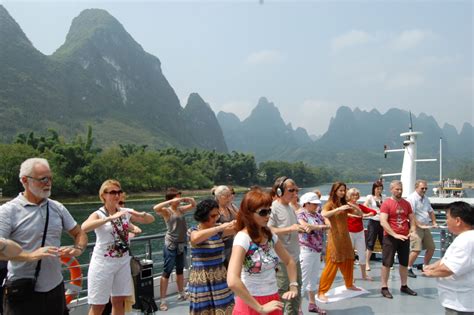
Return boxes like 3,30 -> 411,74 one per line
87,253 -> 133,305
349,230 -> 367,265
299,246 -> 322,292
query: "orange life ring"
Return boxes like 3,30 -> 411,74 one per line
61,256 -> 83,304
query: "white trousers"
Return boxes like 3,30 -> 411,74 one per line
299,247 -> 321,292
349,230 -> 367,265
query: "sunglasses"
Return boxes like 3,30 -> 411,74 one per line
420,188 -> 428,191
105,190 -> 123,196
26,176 -> 52,184
255,208 -> 272,217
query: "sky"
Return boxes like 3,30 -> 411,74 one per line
1,0 -> 473,136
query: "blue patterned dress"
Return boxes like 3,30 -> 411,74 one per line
188,226 -> 234,315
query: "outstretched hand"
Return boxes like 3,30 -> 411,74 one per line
28,246 -> 58,261
259,300 -> 284,314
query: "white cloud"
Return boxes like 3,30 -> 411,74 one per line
281,99 -> 339,136
213,100 -> 254,121
245,50 -> 285,65
385,73 -> 425,89
390,29 -> 435,51
331,30 -> 372,53
419,55 -> 459,67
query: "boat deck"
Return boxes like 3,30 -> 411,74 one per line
124,259 -> 444,315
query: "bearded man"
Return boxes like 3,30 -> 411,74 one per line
0,158 -> 87,315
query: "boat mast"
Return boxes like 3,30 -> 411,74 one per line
439,137 -> 443,183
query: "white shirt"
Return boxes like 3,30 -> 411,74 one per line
437,230 -> 474,312
233,232 -> 279,296
93,207 -> 132,258
407,191 -> 433,225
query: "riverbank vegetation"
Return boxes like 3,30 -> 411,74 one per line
0,128 -> 338,198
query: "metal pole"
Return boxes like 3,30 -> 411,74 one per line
439,137 -> 443,183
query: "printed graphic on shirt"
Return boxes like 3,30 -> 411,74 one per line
243,239 -> 279,274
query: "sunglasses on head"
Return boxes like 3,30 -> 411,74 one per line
105,190 -> 123,196
255,208 -> 272,217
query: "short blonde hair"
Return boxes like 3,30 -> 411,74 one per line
99,179 -> 122,203
346,187 -> 360,200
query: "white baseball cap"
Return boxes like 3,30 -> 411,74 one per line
299,192 -> 322,206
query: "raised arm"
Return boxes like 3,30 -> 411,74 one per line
81,211 -> 126,233
190,222 -> 232,246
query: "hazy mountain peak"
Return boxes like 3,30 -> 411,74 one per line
186,93 -> 211,111
0,5 -> 34,51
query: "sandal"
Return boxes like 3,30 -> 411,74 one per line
159,302 -> 168,311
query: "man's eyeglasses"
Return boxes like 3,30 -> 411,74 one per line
255,208 -> 272,217
420,188 -> 428,191
105,190 -> 123,196
26,176 -> 52,184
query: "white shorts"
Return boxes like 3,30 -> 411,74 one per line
87,253 -> 133,305
349,230 -> 367,265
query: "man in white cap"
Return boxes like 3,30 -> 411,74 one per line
297,192 -> 328,314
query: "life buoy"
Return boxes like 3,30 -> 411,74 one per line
61,256 -> 83,304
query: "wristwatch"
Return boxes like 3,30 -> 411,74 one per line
289,282 -> 299,287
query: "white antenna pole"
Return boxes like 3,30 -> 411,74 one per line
439,137 -> 443,183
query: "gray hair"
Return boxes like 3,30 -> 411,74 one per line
390,180 -> 403,189
19,158 -> 50,179
212,185 -> 231,199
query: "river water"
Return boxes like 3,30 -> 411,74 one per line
64,182 -> 472,246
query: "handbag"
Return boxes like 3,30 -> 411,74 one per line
108,212 -> 142,277
4,202 -> 49,302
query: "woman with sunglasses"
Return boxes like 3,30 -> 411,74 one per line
227,188 -> 298,315
212,185 -> 238,268
82,179 -> 155,315
297,192 -> 328,314
317,182 -> 363,303
188,199 -> 236,315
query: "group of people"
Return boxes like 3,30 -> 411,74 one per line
0,157 -> 472,315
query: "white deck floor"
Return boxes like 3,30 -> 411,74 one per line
125,260 -> 444,315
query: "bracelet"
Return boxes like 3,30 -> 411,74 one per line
289,282 -> 298,287
73,245 -> 84,253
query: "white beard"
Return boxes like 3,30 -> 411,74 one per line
28,183 -> 51,199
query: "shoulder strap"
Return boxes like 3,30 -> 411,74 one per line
34,202 -> 49,281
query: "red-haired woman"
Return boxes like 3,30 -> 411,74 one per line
227,188 -> 297,315
317,182 -> 362,303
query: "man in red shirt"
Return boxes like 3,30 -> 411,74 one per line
379,180 -> 419,299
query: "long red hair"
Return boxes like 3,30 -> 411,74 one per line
236,188 -> 273,242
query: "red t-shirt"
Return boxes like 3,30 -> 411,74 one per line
380,198 -> 412,236
347,204 -> 377,233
